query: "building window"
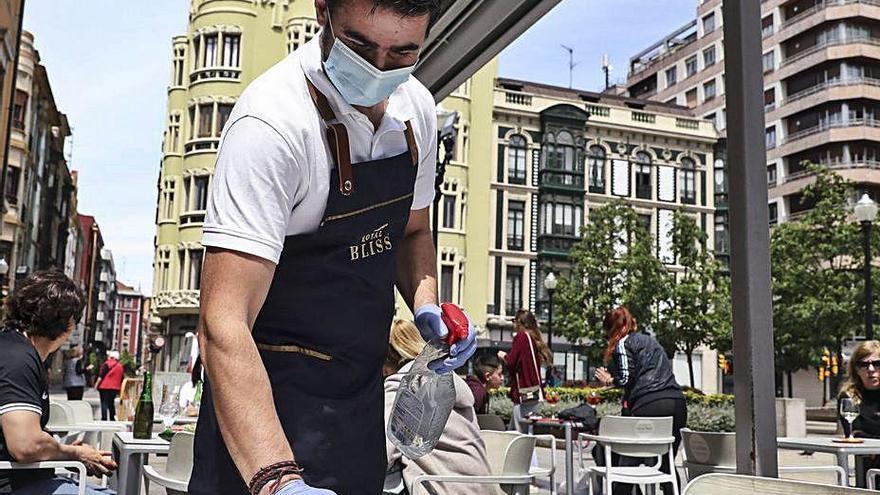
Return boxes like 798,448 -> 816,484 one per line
179,248 -> 205,290
541,202 -> 583,236
685,88 -> 698,107
765,126 -> 777,149
762,14 -> 774,38
638,214 -> 652,234
198,104 -> 213,138
681,158 -> 697,204
12,90 -> 27,130
704,79 -> 717,101
287,18 -> 320,53
507,200 -> 525,251
217,103 -> 233,135
703,12 -> 716,34
166,113 -> 182,154
714,214 -> 728,254
769,202 -> 778,225
204,34 -> 217,68
505,266 -> 523,316
686,55 -> 698,78
442,193 -> 456,229
634,151 -> 653,199
764,88 -> 776,112
507,135 -> 527,185
156,248 -> 172,291
172,44 -> 186,87
440,265 -> 454,303
762,51 -> 775,73
588,145 -> 606,193
188,100 -> 235,144
123,314 -> 131,329
666,67 -> 677,87
703,45 -> 716,67
767,164 -> 778,186
161,178 -> 176,221
222,35 -> 240,67
191,30 -> 242,81
183,175 -> 210,214
5,166 -> 19,206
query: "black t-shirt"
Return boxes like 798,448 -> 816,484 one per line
0,329 -> 52,492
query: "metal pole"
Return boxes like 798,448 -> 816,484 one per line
547,288 -> 554,351
865,221 -> 874,340
722,0 -> 779,477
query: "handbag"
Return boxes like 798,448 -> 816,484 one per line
517,334 -> 543,404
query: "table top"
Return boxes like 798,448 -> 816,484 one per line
778,436 -> 880,453
113,431 -> 170,451
527,417 -> 583,428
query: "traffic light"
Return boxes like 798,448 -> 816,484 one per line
818,366 -> 826,381
831,354 -> 839,376
718,354 -> 727,370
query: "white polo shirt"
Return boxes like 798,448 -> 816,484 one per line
201,36 -> 437,264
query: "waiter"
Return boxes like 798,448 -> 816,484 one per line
189,1 -> 477,494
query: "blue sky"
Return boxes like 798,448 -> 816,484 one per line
23,0 -> 695,295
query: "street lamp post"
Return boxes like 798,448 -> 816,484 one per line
855,194 -> 879,340
544,272 -> 558,352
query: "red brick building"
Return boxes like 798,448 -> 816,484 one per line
114,281 -> 144,360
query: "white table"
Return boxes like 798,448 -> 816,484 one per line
777,436 -> 880,486
110,431 -> 170,495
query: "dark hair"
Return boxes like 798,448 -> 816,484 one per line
327,0 -> 445,26
603,306 -> 638,363
514,309 -> 552,364
5,269 -> 85,340
474,354 -> 501,382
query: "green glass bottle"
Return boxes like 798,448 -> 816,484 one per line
132,372 -> 154,439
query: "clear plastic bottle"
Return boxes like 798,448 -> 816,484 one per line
387,304 -> 469,459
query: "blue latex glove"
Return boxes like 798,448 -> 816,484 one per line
274,479 -> 337,495
414,303 -> 478,374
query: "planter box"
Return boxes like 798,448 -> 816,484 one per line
776,398 -> 806,437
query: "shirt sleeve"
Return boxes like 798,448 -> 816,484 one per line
410,90 -> 438,211
202,116 -> 303,264
0,353 -> 44,417
612,337 -> 631,387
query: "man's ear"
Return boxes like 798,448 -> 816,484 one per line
315,0 -> 329,27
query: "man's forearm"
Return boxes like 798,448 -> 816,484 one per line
201,319 -> 295,483
396,228 -> 437,311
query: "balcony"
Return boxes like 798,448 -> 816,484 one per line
779,0 -> 880,35
780,160 -> 880,185
189,66 -> 242,84
775,77 -> 880,118
504,91 -> 533,106
184,138 -> 220,155
154,290 -> 200,315
781,118 -> 880,145
180,211 -> 206,226
539,170 -> 585,193
538,234 -> 579,258
781,36 -> 880,70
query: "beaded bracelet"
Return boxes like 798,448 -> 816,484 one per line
248,460 -> 304,495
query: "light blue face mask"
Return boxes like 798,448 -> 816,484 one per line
322,12 -> 419,107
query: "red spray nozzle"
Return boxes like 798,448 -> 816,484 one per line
440,303 -> 469,346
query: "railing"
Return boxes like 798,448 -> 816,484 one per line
780,0 -> 880,31
676,118 -> 700,130
783,77 -> 880,105
506,237 -> 524,251
190,66 -> 242,83
780,160 -> 880,184
537,234 -> 579,255
585,104 -> 610,117
180,211 -> 206,225
539,171 -> 585,190
184,137 -> 220,154
632,111 -> 656,124
781,118 -> 880,145
781,36 -> 880,68
505,91 -> 533,106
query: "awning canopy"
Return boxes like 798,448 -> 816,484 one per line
414,0 -> 562,101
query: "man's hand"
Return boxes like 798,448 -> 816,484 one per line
415,304 -> 477,373
72,442 -> 116,477
272,479 -> 337,494
594,367 -> 614,387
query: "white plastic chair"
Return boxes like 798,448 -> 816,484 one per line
867,467 -> 880,489
63,400 -> 127,450
530,433 -> 557,495
410,430 -> 536,495
681,429 -> 846,485
143,431 -> 194,495
0,461 -> 88,495
581,415 -> 679,495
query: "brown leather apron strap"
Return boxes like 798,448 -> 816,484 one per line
306,78 -> 354,196
404,121 -> 419,167
256,342 -> 333,361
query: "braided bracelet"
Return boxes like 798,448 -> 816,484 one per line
248,460 -> 304,495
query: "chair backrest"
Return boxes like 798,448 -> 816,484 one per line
477,414 -> 507,431
164,432 -> 195,480
681,429 -> 737,480
598,415 -> 674,458
478,431 -> 536,495
66,400 -> 96,423
683,473 -> 869,495
479,430 -> 519,476
48,402 -> 75,425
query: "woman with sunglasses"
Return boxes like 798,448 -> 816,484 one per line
839,341 -> 880,486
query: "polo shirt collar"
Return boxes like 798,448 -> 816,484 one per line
299,35 -> 415,130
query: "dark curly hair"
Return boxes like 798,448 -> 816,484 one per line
327,0 -> 445,26
4,269 -> 85,340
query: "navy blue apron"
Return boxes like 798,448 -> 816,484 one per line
190,77 -> 419,495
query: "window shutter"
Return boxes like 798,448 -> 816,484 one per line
612,159 -> 630,196
658,166 -> 676,202
658,209 -> 675,263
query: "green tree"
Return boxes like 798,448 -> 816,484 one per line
770,164 -> 862,395
555,201 -> 669,362
659,211 -> 731,387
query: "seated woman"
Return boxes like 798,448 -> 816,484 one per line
839,340 -> 880,487
383,319 -> 491,495
0,269 -> 117,494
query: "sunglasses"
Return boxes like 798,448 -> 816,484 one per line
857,360 -> 880,370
